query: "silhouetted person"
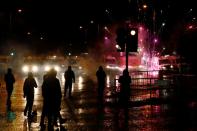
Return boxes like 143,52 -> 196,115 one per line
23,72 -> 37,118
118,69 -> 131,127
64,66 -> 75,98
40,71 -> 49,128
4,68 -> 15,111
96,66 -> 106,104
42,69 -> 64,129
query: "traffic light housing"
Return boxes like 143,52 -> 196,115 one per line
116,28 -> 126,52
126,28 -> 138,52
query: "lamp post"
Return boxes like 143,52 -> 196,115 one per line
116,27 -> 138,71
126,28 -> 138,71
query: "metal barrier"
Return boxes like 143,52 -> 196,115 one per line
114,70 -> 174,102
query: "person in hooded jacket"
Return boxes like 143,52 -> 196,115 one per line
42,69 -> 64,129
96,66 -> 106,104
23,72 -> 37,118
118,69 -> 131,122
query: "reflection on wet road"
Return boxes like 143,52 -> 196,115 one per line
0,72 -> 197,131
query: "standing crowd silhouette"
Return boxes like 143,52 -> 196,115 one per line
3,65 -> 132,130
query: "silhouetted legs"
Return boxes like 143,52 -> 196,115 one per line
64,82 -> 72,98
6,88 -> 13,111
24,96 -> 34,117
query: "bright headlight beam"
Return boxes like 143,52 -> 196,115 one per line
54,65 -> 60,71
45,65 -> 50,71
32,65 -> 38,72
22,65 -> 29,73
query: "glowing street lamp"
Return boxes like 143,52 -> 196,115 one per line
143,4 -> 148,9
130,30 -> 136,36
127,28 -> 138,52
17,9 -> 22,13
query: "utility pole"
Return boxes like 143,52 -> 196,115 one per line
126,43 -> 129,71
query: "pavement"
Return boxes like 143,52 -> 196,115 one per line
1,74 -> 197,131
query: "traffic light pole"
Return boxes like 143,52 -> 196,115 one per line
116,27 -> 138,71
126,43 -> 129,71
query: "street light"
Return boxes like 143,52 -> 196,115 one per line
17,9 -> 22,13
116,27 -> 138,71
127,28 -> 138,52
130,30 -> 136,36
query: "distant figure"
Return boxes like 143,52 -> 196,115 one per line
4,68 -> 15,111
23,72 -> 37,118
64,66 -> 75,98
96,66 -> 106,103
42,69 -> 64,129
118,69 -> 131,122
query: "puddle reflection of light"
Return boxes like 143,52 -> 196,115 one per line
60,73 -> 65,86
153,105 -> 161,113
115,75 -> 119,87
76,108 -> 96,114
138,75 -> 143,83
34,77 -> 40,100
131,90 -> 160,102
132,94 -> 151,101
78,108 -> 83,114
105,92 -> 111,96
105,98 -> 113,103
78,99 -> 85,104
106,75 -> 110,87
142,105 -> 152,117
78,76 -> 83,90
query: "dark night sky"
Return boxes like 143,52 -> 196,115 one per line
0,0 -> 196,55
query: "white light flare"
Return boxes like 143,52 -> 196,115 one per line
22,65 -> 29,73
32,65 -> 38,73
44,65 -> 50,72
130,30 -> 136,36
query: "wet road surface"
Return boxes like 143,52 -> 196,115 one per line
1,73 -> 197,131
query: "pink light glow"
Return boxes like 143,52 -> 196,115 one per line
188,25 -> 193,29
100,23 -> 160,71
139,26 -> 143,31
153,38 -> 158,43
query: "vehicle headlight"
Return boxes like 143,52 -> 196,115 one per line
22,65 -> 29,73
44,65 -> 50,71
54,65 -> 60,71
32,65 -> 38,72
106,65 -> 110,68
